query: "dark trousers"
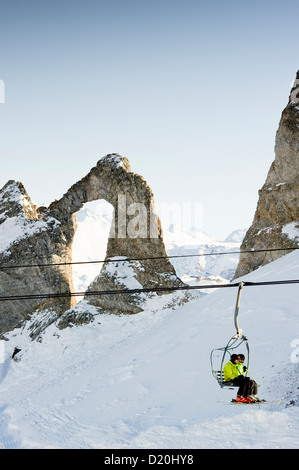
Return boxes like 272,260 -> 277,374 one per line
248,378 -> 258,395
232,376 -> 251,397
232,376 -> 258,397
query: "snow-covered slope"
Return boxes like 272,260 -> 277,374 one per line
0,250 -> 298,449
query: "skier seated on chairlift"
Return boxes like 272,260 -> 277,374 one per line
237,354 -> 260,402
223,354 -> 260,403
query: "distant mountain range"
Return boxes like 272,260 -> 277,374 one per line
72,200 -> 246,292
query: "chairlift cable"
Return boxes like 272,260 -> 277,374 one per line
0,246 -> 298,271
0,278 -> 298,302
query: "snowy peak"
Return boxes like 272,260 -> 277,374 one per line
224,228 -> 247,243
163,224 -> 215,249
100,153 -> 131,171
0,180 -> 60,256
0,180 -> 39,223
163,224 -> 245,284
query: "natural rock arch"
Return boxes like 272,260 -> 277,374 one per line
0,154 -> 188,334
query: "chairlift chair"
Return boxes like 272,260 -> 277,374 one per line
210,282 -> 250,388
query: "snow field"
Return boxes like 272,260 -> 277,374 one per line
0,251 -> 298,448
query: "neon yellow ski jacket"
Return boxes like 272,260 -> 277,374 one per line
223,360 -> 239,381
237,362 -> 246,375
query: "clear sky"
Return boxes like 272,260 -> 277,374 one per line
0,0 -> 298,239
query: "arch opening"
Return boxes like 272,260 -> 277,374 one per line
71,200 -> 114,297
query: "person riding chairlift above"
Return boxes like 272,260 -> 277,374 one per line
237,354 -> 260,402
223,354 -> 253,403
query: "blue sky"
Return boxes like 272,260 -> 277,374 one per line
0,0 -> 298,239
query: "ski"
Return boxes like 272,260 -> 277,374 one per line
217,399 -> 268,405
230,399 -> 267,405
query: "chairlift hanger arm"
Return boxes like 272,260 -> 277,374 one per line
234,281 -> 244,337
210,280 -> 251,388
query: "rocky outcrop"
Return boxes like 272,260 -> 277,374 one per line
0,180 -> 77,334
234,72 -> 299,278
0,154 -> 189,335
